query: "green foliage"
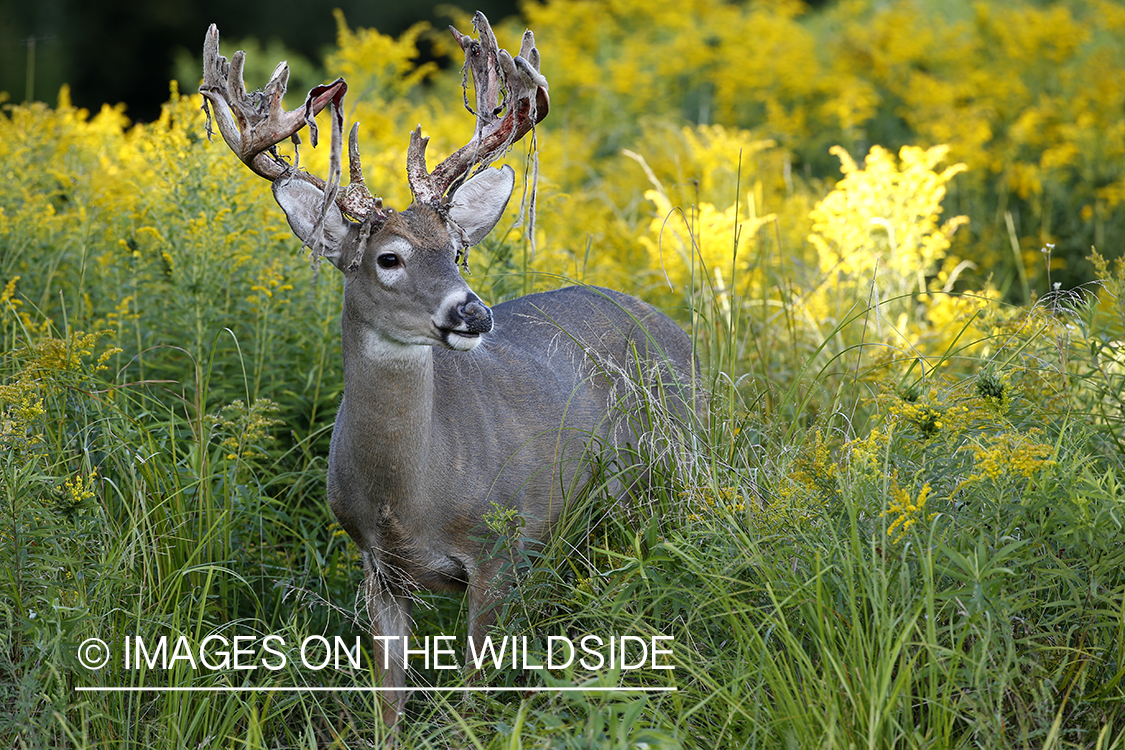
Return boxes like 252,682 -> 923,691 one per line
3,0 -> 1125,747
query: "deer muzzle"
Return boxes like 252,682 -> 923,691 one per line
457,299 -> 494,334
436,295 -> 494,351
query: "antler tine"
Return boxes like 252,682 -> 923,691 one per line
339,123 -> 383,219
467,13 -> 504,134
200,24 -> 345,182
408,12 -> 550,205
406,127 -> 438,204
519,30 -> 541,73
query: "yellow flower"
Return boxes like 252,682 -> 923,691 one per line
0,390 -> 45,444
968,430 -> 1055,484
885,395 -> 971,442
246,258 -> 294,310
883,476 -> 930,542
62,469 -> 99,505
809,144 -> 968,296
0,276 -> 21,309
210,398 -> 282,462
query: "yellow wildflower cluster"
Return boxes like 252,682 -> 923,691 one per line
0,388 -> 45,448
681,484 -> 747,523
809,145 -> 968,296
0,276 -> 49,339
761,430 -> 838,532
787,430 -> 838,496
527,0 -> 1125,296
0,329 -> 119,403
0,327 -> 119,459
1,276 -> 20,309
629,125 -> 779,294
329,11 -> 437,101
62,469 -> 99,507
103,295 -> 140,332
209,398 -> 282,463
917,287 -> 1004,355
523,0 -> 841,142
847,371 -> 1067,544
967,430 -> 1056,484
884,395 -> 973,443
821,0 -> 1125,280
847,425 -> 888,472
882,474 -> 931,543
247,258 -> 295,310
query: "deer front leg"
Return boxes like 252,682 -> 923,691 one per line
363,554 -> 413,728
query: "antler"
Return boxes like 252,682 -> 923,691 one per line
199,14 -> 547,222
407,12 -> 550,205
199,24 -> 383,223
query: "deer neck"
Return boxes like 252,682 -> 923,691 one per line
338,311 -> 434,499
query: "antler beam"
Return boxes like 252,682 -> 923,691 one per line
200,25 -> 344,181
200,24 -> 382,224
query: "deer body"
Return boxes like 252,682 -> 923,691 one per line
201,16 -> 698,728
331,278 -> 693,708
289,189 -> 695,722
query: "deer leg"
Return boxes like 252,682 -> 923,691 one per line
465,555 -> 511,661
363,554 -> 413,728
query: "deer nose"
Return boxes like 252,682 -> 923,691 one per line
458,299 -> 493,334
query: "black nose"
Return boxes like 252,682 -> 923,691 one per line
458,299 -> 493,334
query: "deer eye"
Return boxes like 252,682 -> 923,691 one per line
376,253 -> 400,269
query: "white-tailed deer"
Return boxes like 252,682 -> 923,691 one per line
201,14 -> 698,727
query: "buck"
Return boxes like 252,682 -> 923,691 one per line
201,14 -> 698,727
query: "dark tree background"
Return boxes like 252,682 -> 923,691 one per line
0,0 -> 518,122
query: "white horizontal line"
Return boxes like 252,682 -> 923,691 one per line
76,686 -> 676,693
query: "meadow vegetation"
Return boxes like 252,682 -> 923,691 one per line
2,0 -> 1125,746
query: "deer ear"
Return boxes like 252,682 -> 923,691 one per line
272,175 -> 358,269
447,165 -> 515,246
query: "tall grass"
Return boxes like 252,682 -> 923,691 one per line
5,202 -> 1125,747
